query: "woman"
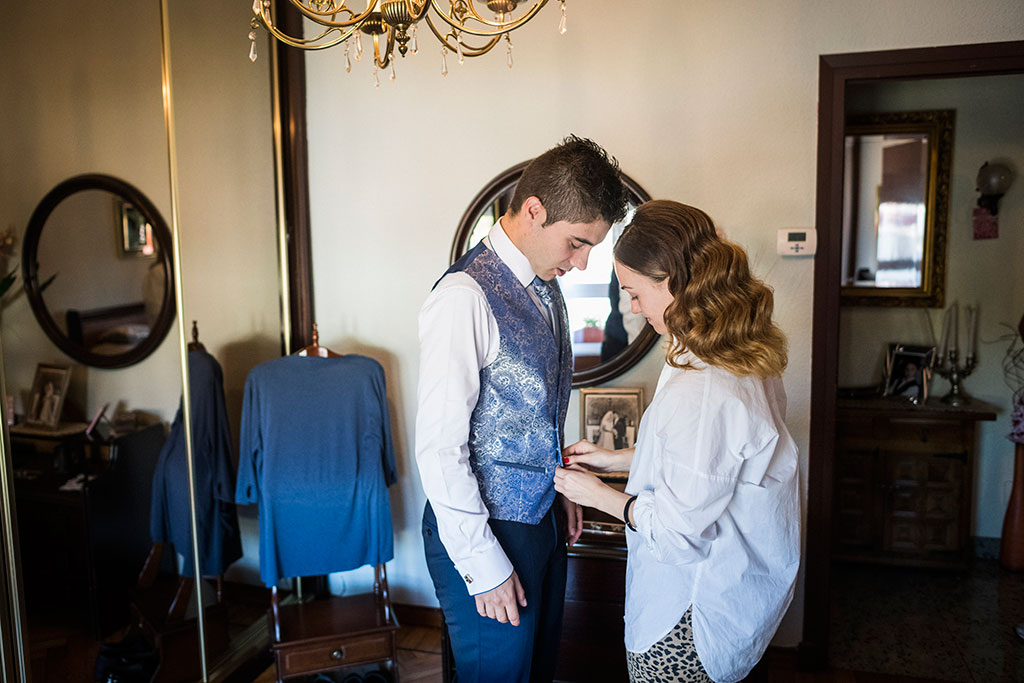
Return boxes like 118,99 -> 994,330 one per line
596,408 -> 617,449
554,201 -> 799,683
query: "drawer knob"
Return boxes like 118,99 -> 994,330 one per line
331,647 -> 345,660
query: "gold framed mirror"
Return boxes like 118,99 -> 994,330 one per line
840,109 -> 954,307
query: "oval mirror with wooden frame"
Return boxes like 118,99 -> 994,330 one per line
451,162 -> 659,387
22,174 -> 176,368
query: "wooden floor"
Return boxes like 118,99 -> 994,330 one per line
252,624 -> 954,683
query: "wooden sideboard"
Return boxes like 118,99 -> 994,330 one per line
832,398 -> 997,569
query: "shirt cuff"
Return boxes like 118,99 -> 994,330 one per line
452,546 -> 515,596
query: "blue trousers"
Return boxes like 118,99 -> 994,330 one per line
423,502 -> 567,683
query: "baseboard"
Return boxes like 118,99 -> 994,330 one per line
797,639 -> 828,671
974,535 -> 1000,560
393,602 -> 443,629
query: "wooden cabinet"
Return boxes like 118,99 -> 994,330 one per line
833,399 -> 997,568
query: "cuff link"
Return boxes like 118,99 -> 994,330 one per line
463,574 -> 473,584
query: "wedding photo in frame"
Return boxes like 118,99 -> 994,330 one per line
579,387 -> 645,453
882,343 -> 937,403
117,197 -> 155,256
25,363 -> 72,428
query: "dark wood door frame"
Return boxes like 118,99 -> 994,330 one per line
804,39 -> 1024,668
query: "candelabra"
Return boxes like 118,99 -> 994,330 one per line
934,349 -> 976,406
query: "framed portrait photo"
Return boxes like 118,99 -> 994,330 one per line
117,198 -> 155,257
579,387 -> 645,454
882,343 -> 937,404
25,363 -> 72,429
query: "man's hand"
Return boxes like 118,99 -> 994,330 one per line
474,572 -> 527,626
562,494 -> 583,546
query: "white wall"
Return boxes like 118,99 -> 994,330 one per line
839,74 -> 1024,539
303,0 -> 1024,646
0,0 -> 280,582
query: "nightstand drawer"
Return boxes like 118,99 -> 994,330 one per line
275,632 -> 392,677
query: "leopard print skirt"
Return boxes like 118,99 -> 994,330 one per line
626,608 -> 711,683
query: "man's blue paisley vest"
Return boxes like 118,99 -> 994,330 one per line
440,241 -> 573,524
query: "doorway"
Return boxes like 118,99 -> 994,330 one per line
804,39 -> 1024,675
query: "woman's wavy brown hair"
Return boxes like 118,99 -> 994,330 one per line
614,200 -> 787,378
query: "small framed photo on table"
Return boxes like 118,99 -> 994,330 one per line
25,363 -> 72,429
882,344 -> 937,404
579,387 -> 645,453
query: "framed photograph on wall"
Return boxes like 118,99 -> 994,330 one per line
25,363 -> 72,429
579,387 -> 645,453
117,198 -> 155,257
882,343 -> 937,404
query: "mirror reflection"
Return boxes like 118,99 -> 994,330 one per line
38,191 -> 166,353
453,164 -> 660,386
840,110 -> 954,307
23,175 -> 175,368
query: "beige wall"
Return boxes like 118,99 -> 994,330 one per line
0,0 -> 280,582
839,74 -> 1024,539
302,1 -> 1024,645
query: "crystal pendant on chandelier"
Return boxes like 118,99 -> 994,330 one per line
345,44 -> 352,73
410,24 -> 419,54
390,59 -> 397,81
455,33 -> 465,65
355,32 -> 363,61
505,34 -> 513,69
559,1 -> 567,34
249,30 -> 258,62
441,46 -> 449,77
374,65 -> 380,89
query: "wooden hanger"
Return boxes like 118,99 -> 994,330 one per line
296,323 -> 340,358
188,320 -> 206,352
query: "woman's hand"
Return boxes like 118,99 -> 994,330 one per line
554,467 -> 612,510
562,440 -> 632,473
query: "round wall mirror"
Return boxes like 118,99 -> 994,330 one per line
451,162 -> 659,387
22,174 -> 175,368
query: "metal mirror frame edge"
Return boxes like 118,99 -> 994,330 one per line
21,174 -> 176,368
839,109 -> 954,308
450,162 -> 660,388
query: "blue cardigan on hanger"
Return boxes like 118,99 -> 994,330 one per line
150,350 -> 243,577
235,354 -> 397,586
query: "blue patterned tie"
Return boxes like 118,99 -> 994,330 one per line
532,276 -> 557,335
532,276 -> 555,310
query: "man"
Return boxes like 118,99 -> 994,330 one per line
416,135 -> 628,682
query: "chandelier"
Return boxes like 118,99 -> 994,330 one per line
249,0 -> 567,83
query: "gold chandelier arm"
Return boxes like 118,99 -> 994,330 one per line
274,0 -> 374,29
425,13 -> 500,56
428,0 -> 549,37
408,0 -> 432,22
372,29 -> 397,68
261,18 -> 361,50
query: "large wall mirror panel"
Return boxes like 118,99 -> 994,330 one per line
452,162 -> 660,387
840,109 -> 954,307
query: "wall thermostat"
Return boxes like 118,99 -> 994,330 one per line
777,228 -> 816,256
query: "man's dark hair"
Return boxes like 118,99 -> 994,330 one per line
509,135 -> 628,227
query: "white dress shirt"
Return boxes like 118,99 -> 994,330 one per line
415,220 -> 552,595
625,353 -> 800,682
